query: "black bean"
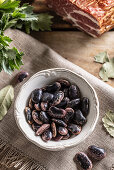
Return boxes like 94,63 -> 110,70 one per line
36,124 -> 50,136
63,88 -> 69,97
32,110 -> 43,125
81,97 -> 89,117
17,71 -> 29,82
62,132 -> 70,140
69,85 -> 81,100
57,79 -> 71,87
34,103 -> 41,111
74,110 -> 86,126
75,152 -> 92,170
52,91 -> 64,106
52,135 -> 63,141
25,107 -> 33,124
41,102 -> 48,111
67,98 -> 80,109
52,118 -> 67,127
31,89 -> 42,103
63,108 -> 74,123
56,97 -> 69,108
32,122 -> 41,132
42,92 -> 54,102
51,122 -> 57,138
48,106 -> 66,119
68,124 -> 81,135
40,111 -> 49,123
58,127 -> 68,136
87,145 -> 106,160
44,82 -> 61,92
42,129 -> 52,142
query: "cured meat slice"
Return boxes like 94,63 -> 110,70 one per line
46,0 -> 114,37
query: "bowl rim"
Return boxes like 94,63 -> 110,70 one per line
14,68 -> 99,151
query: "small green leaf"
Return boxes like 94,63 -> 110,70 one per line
99,58 -> 114,81
0,0 -> 20,12
105,126 -> 114,138
102,117 -> 114,127
0,85 -> 14,120
94,51 -> 109,64
106,110 -> 114,122
102,110 -> 114,137
31,13 -> 53,31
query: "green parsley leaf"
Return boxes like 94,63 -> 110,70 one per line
94,51 -> 109,64
0,0 -> 20,12
102,110 -> 114,137
14,4 -> 53,33
99,58 -> 114,81
31,13 -> 53,31
0,33 -> 24,74
0,0 -> 53,74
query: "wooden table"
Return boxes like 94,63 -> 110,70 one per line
31,31 -> 114,87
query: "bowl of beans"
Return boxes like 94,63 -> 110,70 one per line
14,68 -> 99,151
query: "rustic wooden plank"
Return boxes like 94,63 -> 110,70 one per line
31,31 -> 114,87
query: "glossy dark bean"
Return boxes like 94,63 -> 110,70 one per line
62,132 -> 70,140
41,102 -> 48,111
31,89 -> 42,103
67,98 -> 80,109
81,97 -> 90,117
69,85 -> 81,100
17,71 -> 29,82
32,122 -> 41,132
39,111 -> 49,123
63,108 -> 74,123
63,88 -> 69,97
34,103 -> 41,111
52,118 -> 67,127
56,97 -> 69,108
44,82 -> 61,92
74,110 -> 86,126
57,79 -> 71,87
58,127 -> 68,136
41,92 -> 54,102
87,145 -> 106,160
75,152 -> 92,170
42,129 -> 52,142
25,107 -> 33,124
36,124 -> 50,136
28,98 -> 34,109
48,106 -> 66,119
68,124 -> 81,135
51,122 -> 57,138
52,91 -> 64,106
53,135 -> 63,141
32,110 -> 43,125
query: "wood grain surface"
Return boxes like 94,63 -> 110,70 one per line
31,31 -> 114,87
22,0 -> 114,88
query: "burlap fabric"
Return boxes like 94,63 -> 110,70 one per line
0,29 -> 114,170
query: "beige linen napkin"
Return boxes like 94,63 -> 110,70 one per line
0,29 -> 114,170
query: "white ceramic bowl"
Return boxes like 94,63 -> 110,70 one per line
14,68 -> 99,151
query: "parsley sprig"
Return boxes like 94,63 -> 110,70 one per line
0,0 -> 53,74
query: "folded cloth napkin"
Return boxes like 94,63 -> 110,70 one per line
0,29 -> 114,170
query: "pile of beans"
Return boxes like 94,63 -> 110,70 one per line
25,79 -> 89,142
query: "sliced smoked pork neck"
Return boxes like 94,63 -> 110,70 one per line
46,0 -> 114,37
